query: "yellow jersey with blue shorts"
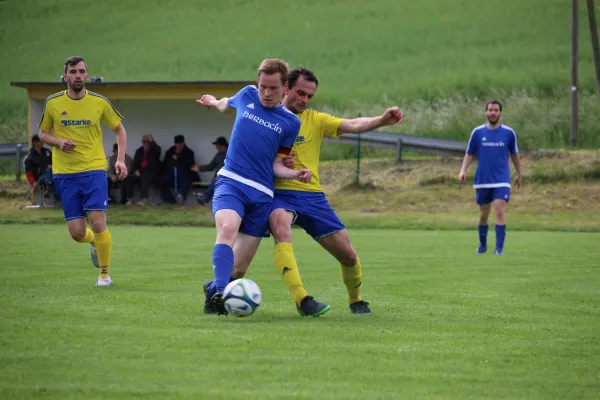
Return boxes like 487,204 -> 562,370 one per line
273,109 -> 346,238
39,90 -> 123,220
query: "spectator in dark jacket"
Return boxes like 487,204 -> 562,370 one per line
24,134 -> 54,198
157,134 -> 199,205
132,134 -> 162,205
192,136 -> 228,205
107,143 -> 134,205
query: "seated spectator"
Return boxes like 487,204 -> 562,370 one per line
132,134 -> 162,205
24,134 -> 55,200
192,136 -> 228,205
107,143 -> 134,205
157,134 -> 199,205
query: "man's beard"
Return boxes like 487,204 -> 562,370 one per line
487,116 -> 499,125
68,82 -> 85,93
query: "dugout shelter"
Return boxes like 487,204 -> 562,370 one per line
10,80 -> 254,204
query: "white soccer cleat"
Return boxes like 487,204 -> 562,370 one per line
95,276 -> 112,287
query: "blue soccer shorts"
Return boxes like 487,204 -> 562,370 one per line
212,176 -> 273,238
272,189 -> 345,239
53,170 -> 108,221
475,187 -> 511,205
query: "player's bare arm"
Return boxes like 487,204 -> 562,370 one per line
511,153 -> 522,188
196,95 -> 232,114
338,106 -> 403,134
39,129 -> 76,153
113,122 -> 128,180
273,157 -> 312,183
459,154 -> 474,184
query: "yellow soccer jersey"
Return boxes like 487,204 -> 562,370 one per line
38,90 -> 123,175
275,109 -> 344,192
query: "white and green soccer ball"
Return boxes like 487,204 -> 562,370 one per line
223,279 -> 262,317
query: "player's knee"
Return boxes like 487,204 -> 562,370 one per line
271,221 -> 292,243
495,208 -> 505,219
90,220 -> 106,233
69,227 -> 86,242
339,246 -> 358,267
217,221 -> 238,242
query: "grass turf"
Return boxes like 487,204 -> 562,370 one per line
1,224 -> 598,399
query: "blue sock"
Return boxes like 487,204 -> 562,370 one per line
495,224 -> 506,250
212,244 -> 234,293
478,224 -> 488,248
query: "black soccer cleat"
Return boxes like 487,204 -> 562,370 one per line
203,280 -> 218,314
211,291 -> 228,315
349,300 -> 372,314
296,296 -> 331,317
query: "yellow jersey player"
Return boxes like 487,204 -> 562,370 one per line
39,56 -> 128,287
232,67 -> 403,316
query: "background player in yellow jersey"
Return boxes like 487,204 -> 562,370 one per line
232,67 -> 403,316
39,56 -> 128,287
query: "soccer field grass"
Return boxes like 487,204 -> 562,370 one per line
1,225 -> 599,399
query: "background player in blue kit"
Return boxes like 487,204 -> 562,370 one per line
196,59 -> 311,315
459,100 -> 522,255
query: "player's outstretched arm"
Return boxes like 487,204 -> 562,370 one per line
511,153 -> 522,188
273,157 -> 312,183
338,106 -> 403,134
196,95 -> 231,113
458,154 -> 473,184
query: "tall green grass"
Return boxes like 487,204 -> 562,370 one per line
1,0 -> 599,149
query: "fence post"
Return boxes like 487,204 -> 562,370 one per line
396,139 -> 403,163
16,143 -> 23,181
355,113 -> 362,184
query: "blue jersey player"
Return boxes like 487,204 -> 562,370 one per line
459,100 -> 522,255
196,59 -> 310,315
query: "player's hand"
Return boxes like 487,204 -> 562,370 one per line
459,170 -> 467,184
514,174 -> 522,189
135,170 -> 141,177
197,95 -> 217,108
58,139 -> 76,153
296,168 -> 312,183
115,160 -> 128,180
380,107 -> 403,126
283,152 -> 296,169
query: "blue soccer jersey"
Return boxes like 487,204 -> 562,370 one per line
466,124 -> 518,188
218,85 -> 301,197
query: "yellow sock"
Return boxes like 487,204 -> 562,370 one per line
274,242 -> 308,305
341,258 -> 363,304
76,228 -> 95,244
94,229 -> 112,279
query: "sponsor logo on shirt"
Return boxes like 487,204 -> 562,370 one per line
61,119 -> 92,127
482,141 -> 505,147
242,111 -> 282,134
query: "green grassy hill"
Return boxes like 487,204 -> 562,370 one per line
1,0 -> 599,147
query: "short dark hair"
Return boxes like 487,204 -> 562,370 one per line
112,143 -> 118,153
485,100 -> 503,112
174,135 -> 185,144
64,56 -> 87,74
287,67 -> 319,90
31,134 -> 41,143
